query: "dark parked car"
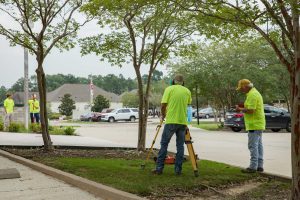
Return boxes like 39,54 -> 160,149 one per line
224,105 -> 291,132
91,108 -> 114,122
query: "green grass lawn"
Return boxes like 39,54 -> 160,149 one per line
37,157 -> 257,196
191,121 -> 223,131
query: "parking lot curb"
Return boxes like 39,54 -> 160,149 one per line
0,149 -> 145,200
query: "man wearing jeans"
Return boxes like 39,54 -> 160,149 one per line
3,93 -> 14,130
236,79 -> 265,173
28,94 -> 40,123
152,74 -> 192,175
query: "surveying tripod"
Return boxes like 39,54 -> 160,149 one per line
185,128 -> 199,177
141,122 -> 199,177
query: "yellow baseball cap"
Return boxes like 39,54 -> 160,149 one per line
236,79 -> 251,91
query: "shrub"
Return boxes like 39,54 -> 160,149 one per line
0,116 -> 3,131
65,116 -> 72,120
30,123 -> 42,133
49,113 -> 62,120
64,126 -> 76,135
0,121 -> 3,131
48,125 -> 54,131
49,126 -> 64,135
8,122 -> 22,132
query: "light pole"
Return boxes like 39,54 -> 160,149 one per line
24,21 -> 33,129
192,64 -> 200,125
195,85 -> 200,125
24,44 -> 29,129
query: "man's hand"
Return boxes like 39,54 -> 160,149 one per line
161,103 -> 167,122
235,105 -> 242,112
235,105 -> 255,114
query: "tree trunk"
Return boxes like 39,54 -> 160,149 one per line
291,65 -> 300,200
284,94 -> 291,113
136,73 -> 146,151
291,4 -> 300,199
36,63 -> 53,151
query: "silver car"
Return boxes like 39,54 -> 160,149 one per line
197,107 -> 216,119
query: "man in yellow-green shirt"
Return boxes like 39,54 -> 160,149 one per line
153,75 -> 192,175
236,79 -> 265,173
3,93 -> 14,130
28,94 -> 40,123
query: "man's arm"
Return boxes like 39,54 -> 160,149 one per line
236,106 -> 255,114
34,101 -> 39,109
3,101 -> 7,114
161,103 -> 167,121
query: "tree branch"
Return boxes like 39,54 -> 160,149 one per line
276,0 -> 293,37
124,12 -> 139,69
282,30 -> 294,61
251,22 -> 292,73
260,0 -> 293,43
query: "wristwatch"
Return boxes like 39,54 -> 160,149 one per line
242,108 -> 248,113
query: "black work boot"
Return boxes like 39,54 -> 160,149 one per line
241,168 -> 257,173
257,167 -> 264,172
152,169 -> 162,175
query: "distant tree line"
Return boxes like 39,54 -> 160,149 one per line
0,70 -> 165,103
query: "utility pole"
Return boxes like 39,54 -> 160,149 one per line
196,85 -> 200,125
89,75 -> 94,110
23,20 -> 33,129
23,25 -> 29,129
24,47 -> 29,129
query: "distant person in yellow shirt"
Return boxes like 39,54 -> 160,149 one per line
28,94 -> 40,123
3,93 -> 14,130
236,79 -> 265,173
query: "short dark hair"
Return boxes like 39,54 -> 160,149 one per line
6,93 -> 11,98
174,74 -> 184,85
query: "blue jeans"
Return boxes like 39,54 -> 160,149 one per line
30,113 -> 40,123
248,130 -> 263,169
156,124 -> 186,173
34,113 -> 40,123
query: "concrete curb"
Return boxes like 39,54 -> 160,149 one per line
0,150 -> 145,200
259,171 -> 291,182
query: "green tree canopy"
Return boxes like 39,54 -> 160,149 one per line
0,0 -> 87,150
81,0 -> 197,150
58,94 -> 76,117
171,39 -> 289,112
121,92 -> 139,108
0,86 -> 7,104
91,95 -> 110,112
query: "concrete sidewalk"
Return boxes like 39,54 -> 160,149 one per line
0,132 -> 123,148
0,154 -> 101,200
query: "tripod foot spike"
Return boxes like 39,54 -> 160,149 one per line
194,170 -> 199,177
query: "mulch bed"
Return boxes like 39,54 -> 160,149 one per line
2,148 -> 153,160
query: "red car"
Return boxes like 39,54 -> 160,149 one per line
91,108 -> 114,122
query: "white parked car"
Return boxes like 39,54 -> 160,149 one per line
101,108 -> 139,122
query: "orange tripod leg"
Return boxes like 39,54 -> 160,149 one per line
141,120 -> 163,169
185,128 -> 199,177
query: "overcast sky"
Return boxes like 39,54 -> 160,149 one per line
0,19 -> 168,88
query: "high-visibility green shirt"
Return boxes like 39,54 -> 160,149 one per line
4,98 -> 14,114
161,85 -> 192,125
28,99 -> 40,113
244,88 -> 265,131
